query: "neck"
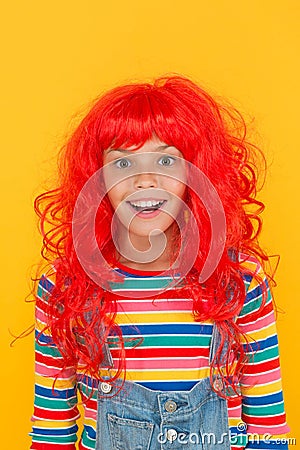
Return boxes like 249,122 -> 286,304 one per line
114,224 -> 178,271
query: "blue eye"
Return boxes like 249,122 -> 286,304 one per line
115,158 -> 131,169
158,155 -> 176,166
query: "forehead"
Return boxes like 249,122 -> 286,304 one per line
104,138 -> 183,157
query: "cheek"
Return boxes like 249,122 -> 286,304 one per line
107,188 -> 121,210
106,181 -> 129,209
167,180 -> 187,200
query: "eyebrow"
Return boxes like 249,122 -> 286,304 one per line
105,145 -> 175,154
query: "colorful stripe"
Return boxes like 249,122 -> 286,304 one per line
30,255 -> 289,449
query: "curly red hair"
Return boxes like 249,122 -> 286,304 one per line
35,75 -> 270,392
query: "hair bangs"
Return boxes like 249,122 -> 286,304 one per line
93,82 -> 201,158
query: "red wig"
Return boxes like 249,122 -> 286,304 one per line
35,75 -> 270,392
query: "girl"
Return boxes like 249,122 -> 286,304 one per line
30,75 -> 289,449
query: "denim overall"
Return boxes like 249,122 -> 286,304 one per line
95,324 -> 231,450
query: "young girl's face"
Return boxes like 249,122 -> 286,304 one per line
103,137 -> 187,242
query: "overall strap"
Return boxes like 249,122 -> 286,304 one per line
208,322 -> 228,366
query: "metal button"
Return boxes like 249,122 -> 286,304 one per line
164,399 -> 177,413
100,382 -> 112,393
166,428 -> 178,442
213,377 -> 224,391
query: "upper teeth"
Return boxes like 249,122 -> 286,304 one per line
129,200 -> 164,208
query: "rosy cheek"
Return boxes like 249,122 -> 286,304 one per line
169,181 -> 186,197
106,190 -> 119,209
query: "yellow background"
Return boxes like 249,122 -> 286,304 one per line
1,1 -> 299,448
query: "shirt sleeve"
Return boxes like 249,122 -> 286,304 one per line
29,275 -> 80,449
236,261 -> 290,449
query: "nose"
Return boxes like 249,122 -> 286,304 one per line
134,172 -> 158,189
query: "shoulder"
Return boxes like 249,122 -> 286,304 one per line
36,268 -> 56,299
35,267 -> 58,322
238,252 -> 266,282
38,271 -> 56,291
237,252 -> 272,317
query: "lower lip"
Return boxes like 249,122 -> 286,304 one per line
136,209 -> 161,219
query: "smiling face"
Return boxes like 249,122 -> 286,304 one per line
103,137 -> 187,254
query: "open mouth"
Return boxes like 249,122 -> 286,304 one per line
127,199 -> 166,213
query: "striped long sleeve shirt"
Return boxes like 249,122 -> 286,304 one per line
30,255 -> 290,449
